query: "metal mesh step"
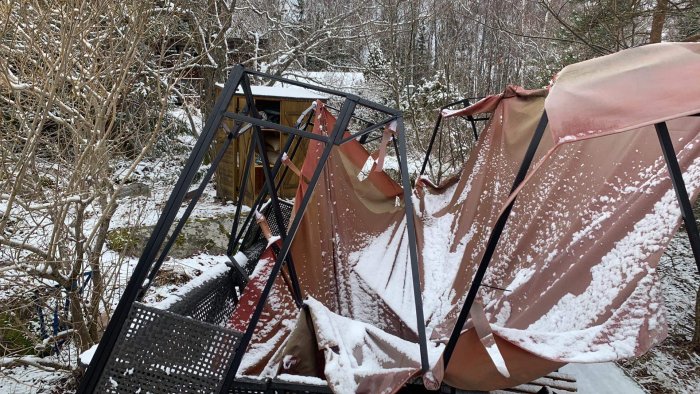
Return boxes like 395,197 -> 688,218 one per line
96,302 -> 241,393
240,200 -> 293,274
168,270 -> 239,326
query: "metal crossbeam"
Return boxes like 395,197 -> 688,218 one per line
79,65 -> 429,394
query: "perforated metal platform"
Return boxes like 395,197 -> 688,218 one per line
95,303 -> 241,393
168,270 -> 239,325
228,377 -> 332,394
90,201 -> 295,393
239,201 -> 294,274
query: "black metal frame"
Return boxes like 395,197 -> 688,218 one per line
420,97 -> 489,177
77,61 -> 700,392
78,65 -> 429,393
656,121 -> 700,273
441,113 -> 700,370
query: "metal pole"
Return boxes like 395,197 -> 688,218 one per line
338,116 -> 397,145
231,131 -> 301,253
224,111 -> 329,143
420,99 -> 489,177
226,126 -> 258,256
656,122 -> 700,273
392,134 -> 402,173
396,117 -> 430,374
76,65 -> 246,394
141,123 -> 240,298
466,114 -> 479,141
442,111 -> 549,369
219,98 -> 358,392
239,75 -> 304,305
228,106 -> 312,255
420,112 -> 443,176
420,99 -> 475,176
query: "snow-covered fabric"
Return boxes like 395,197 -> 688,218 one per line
438,89 -> 700,390
229,43 -> 700,393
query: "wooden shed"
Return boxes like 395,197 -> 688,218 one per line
212,85 -> 327,205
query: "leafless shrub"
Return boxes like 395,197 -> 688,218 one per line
0,0 -> 230,375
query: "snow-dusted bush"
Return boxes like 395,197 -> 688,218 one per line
0,1 -> 225,380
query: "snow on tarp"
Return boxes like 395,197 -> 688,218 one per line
228,43 -> 700,393
265,298 -> 444,393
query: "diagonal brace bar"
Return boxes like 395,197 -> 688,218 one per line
239,75 -> 304,306
224,112 -> 329,143
226,123 -> 258,257
656,122 -> 700,273
396,117 -> 430,374
227,107 -> 312,257
76,65 -> 247,394
442,111 -> 549,369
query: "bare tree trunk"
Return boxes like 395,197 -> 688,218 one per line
650,0 -> 668,43
201,0 -> 233,119
69,289 -> 92,351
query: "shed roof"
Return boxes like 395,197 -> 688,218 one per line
215,83 -> 329,100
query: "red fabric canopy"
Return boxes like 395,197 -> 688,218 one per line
229,43 -> 700,393
545,42 -> 700,143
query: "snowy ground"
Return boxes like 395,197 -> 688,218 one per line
616,233 -> 700,393
0,366 -> 61,393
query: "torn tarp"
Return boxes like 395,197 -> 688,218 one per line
229,42 -> 700,393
